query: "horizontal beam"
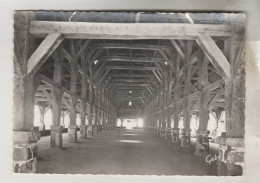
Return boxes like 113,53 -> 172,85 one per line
30,21 -> 233,39
108,65 -> 159,71
117,88 -> 145,91
115,86 -> 147,89
118,95 -> 143,97
100,56 -> 165,63
91,43 -> 172,51
109,73 -> 152,78
114,83 -> 149,87
110,78 -> 151,83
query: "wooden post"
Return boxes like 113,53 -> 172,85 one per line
13,11 -> 40,173
172,58 -> 180,142
38,105 -> 48,131
80,101 -> 88,139
218,33 -> 245,176
79,44 -> 88,139
67,40 -> 78,143
50,45 -> 64,148
93,105 -> 97,135
158,92 -> 163,137
195,55 -> 211,155
165,69 -> 172,140
121,118 -> 124,127
93,86 -> 98,134
97,88 -> 102,133
181,41 -> 193,146
88,81 -> 94,135
173,53 -> 181,131
60,110 -> 67,127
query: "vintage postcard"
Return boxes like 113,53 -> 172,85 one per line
12,11 -> 246,176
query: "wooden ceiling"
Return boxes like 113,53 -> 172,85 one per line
29,12 -> 245,119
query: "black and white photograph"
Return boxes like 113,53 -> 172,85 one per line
0,0 -> 260,183
12,11 -> 246,176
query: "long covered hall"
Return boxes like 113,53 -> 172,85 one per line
13,11 -> 246,176
36,128 -> 217,175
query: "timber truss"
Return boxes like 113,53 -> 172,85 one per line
14,12 -> 246,126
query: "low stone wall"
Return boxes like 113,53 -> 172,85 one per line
39,128 -> 80,137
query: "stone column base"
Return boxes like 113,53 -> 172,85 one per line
171,128 -> 179,143
50,126 -> 63,148
68,125 -> 77,143
218,137 -> 244,176
194,130 -> 210,156
80,125 -> 88,139
180,129 -> 191,147
13,130 -> 40,173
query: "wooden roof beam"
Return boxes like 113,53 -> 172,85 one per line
100,56 -> 165,63
196,35 -> 231,81
110,78 -> 152,83
108,73 -> 153,78
169,40 -> 185,60
27,33 -> 63,75
108,65 -> 159,71
91,43 -> 172,51
30,21 -> 233,39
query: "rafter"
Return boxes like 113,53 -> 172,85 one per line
27,33 -> 63,75
196,35 -> 231,81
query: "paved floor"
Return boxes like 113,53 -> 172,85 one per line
37,128 -> 218,175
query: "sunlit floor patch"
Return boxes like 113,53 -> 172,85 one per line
122,133 -> 139,136
117,140 -> 142,143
